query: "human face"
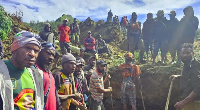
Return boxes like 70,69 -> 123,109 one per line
75,65 -> 84,75
180,48 -> 193,64
63,21 -> 67,25
89,58 -> 96,67
132,15 -> 137,21
169,14 -> 175,19
38,48 -> 55,65
13,43 -> 40,68
62,60 -> 76,74
147,15 -> 153,20
88,33 -> 91,37
45,25 -> 51,32
97,64 -> 106,74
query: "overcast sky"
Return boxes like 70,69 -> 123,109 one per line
0,0 -> 200,26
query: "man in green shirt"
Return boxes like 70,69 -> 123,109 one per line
0,31 -> 44,110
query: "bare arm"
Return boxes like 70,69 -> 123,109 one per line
96,87 -> 112,93
58,94 -> 76,100
103,74 -> 111,84
174,91 -> 198,110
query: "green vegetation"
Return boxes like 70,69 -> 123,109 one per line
195,28 -> 200,40
24,14 -> 77,33
0,5 -> 12,40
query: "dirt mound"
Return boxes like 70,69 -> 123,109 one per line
103,64 -> 182,110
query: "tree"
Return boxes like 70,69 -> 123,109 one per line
0,5 -> 12,40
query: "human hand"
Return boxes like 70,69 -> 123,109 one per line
77,102 -> 84,110
169,75 -> 180,81
74,93 -> 82,99
106,74 -> 111,79
108,87 -> 112,92
174,100 -> 186,110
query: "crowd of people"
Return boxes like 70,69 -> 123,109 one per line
110,6 -> 199,65
0,5 -> 200,110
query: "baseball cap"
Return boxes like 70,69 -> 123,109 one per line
96,60 -> 107,66
63,18 -> 68,22
168,11 -> 176,16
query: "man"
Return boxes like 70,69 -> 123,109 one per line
81,31 -> 96,57
107,9 -> 113,23
96,34 -> 110,55
179,6 -> 199,45
0,38 -> 3,59
152,10 -> 168,64
70,18 -> 80,47
58,18 -> 71,54
120,52 -> 141,110
53,53 -> 84,110
74,57 -> 89,107
0,31 -> 44,110
167,11 -> 179,64
177,6 -> 199,64
36,42 -> 61,110
74,57 -> 88,94
120,16 -> 128,38
170,43 -> 200,110
89,60 -> 112,110
127,12 -> 145,63
84,56 -> 96,86
39,23 -> 55,44
142,13 -> 155,60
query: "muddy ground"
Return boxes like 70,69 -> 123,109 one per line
103,64 -> 182,110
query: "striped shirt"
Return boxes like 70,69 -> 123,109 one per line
89,70 -> 104,101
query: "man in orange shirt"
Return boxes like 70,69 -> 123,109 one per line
58,19 -> 71,54
120,52 -> 141,110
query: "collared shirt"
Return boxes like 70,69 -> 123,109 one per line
89,70 -> 104,101
180,59 -> 200,100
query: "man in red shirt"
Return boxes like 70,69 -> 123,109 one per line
36,42 -> 61,110
58,19 -> 71,54
80,31 -> 96,57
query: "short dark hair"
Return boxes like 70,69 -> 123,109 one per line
181,43 -> 193,52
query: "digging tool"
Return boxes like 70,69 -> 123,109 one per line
71,74 -> 87,110
106,64 -> 114,110
108,78 -> 114,110
138,78 -> 146,110
165,77 -> 175,110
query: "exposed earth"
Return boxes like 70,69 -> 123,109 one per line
2,13 -> 200,110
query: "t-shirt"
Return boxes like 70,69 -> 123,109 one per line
36,65 -> 57,110
58,24 -> 71,42
89,70 -> 104,101
83,36 -> 96,50
5,60 -> 35,110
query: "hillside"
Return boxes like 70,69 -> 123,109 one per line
1,5 -> 200,110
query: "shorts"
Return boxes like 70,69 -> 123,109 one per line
121,87 -> 136,106
89,96 -> 105,110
